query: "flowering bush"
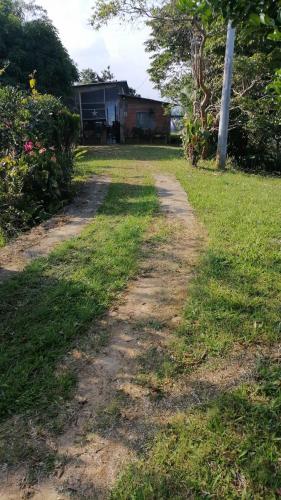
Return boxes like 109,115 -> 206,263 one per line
0,87 -> 79,237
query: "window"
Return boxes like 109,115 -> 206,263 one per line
81,89 -> 104,104
136,112 -> 155,130
81,90 -> 106,121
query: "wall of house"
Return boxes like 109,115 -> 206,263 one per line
122,97 -> 170,142
74,83 -> 127,144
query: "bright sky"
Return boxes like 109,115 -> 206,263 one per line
37,0 -> 161,100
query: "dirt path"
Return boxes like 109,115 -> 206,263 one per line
0,175 -> 110,282
0,175 -> 257,499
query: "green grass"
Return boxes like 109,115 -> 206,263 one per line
175,168 -> 281,360
83,146 -> 280,361
0,229 -> 5,248
76,146 -> 280,499
112,359 -> 281,499
0,170 -> 158,422
1,145 -> 280,495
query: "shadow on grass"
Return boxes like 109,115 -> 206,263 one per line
176,244 -> 281,360
0,181 -> 159,421
79,145 -> 281,180
0,269 -> 106,420
83,144 -> 183,162
111,357 -> 281,498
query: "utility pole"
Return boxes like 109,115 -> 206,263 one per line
216,20 -> 236,169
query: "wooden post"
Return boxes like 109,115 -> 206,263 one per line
216,20 -> 236,169
78,90 -> 84,144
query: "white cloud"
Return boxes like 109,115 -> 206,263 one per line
37,0 -> 160,99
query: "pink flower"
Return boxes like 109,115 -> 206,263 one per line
39,148 -> 47,155
24,141 -> 34,153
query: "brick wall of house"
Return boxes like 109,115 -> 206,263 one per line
122,96 -> 170,140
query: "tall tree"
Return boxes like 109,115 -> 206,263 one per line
0,0 -> 78,98
179,0 -> 281,167
204,0 -> 281,38
79,65 -> 140,96
91,0 -> 281,170
79,66 -> 115,84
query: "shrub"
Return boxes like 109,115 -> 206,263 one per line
181,117 -> 212,167
0,87 -> 80,237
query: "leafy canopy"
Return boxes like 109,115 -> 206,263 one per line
178,0 -> 281,39
0,0 -> 78,98
79,66 -> 115,84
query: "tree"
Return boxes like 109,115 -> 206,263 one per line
79,65 -> 140,96
90,1 -> 161,29
90,1 -> 217,166
179,0 -> 281,167
0,0 -> 78,98
79,65 -> 115,84
90,0 -> 281,170
204,0 -> 281,39
147,3 -> 280,169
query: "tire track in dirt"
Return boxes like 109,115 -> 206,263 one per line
1,175 -> 258,499
0,175 -> 110,283
8,173 -> 202,500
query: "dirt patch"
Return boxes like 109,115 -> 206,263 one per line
0,175 -> 110,282
0,175 -> 259,499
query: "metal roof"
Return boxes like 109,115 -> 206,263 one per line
74,80 -> 129,88
120,94 -> 169,105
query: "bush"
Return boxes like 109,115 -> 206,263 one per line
0,87 -> 79,237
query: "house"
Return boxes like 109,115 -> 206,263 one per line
73,81 -> 170,145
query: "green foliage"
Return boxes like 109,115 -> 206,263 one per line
79,65 -> 115,84
0,0 -> 78,98
88,0 -> 280,170
0,86 -> 79,237
179,0 -> 281,39
267,68 -> 281,102
206,27 -> 281,171
181,116 -> 211,166
145,2 -> 193,101
146,3 -> 281,171
89,0 -> 152,29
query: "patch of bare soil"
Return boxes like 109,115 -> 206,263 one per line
0,175 -> 110,283
0,175 -> 261,500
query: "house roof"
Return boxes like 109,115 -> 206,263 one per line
74,80 -> 129,89
73,82 -> 168,104
120,94 -> 169,106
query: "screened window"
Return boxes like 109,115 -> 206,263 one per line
81,89 -> 106,121
81,89 -> 104,104
136,112 -> 155,130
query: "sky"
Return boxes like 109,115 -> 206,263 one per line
37,0 -> 161,100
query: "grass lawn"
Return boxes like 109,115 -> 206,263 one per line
0,230 -> 5,248
85,146 -> 280,499
0,146 -> 280,496
0,155 -> 158,467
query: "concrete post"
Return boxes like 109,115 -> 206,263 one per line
216,21 -> 236,169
